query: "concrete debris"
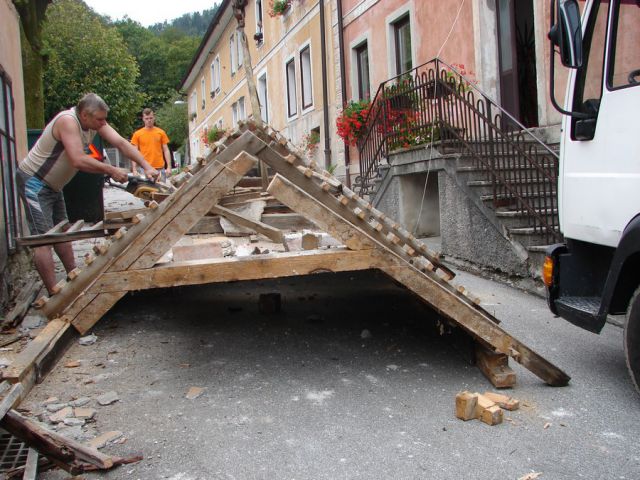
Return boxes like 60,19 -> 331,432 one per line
88,430 -> 124,449
74,407 -> 97,420
45,403 -> 69,413
96,391 -> 120,406
49,406 -> 73,423
22,314 -> 43,329
70,397 -> 91,407
185,387 -> 204,400
79,334 -> 98,346
360,329 -> 373,339
63,417 -> 86,427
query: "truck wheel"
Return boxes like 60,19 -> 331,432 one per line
625,286 -> 640,394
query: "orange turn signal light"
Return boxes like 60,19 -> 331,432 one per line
542,256 -> 554,287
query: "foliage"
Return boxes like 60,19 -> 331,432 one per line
301,130 -> 320,156
203,125 -> 227,145
382,77 -> 419,110
114,19 -> 200,112
42,0 -> 144,137
154,94 -> 188,152
148,6 -> 219,36
336,99 -> 371,146
268,0 -> 290,17
12,0 -> 53,127
383,111 -> 439,151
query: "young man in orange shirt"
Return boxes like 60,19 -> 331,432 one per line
130,108 -> 171,180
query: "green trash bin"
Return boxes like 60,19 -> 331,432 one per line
26,129 -> 105,223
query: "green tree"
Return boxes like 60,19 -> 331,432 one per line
42,0 -> 144,136
12,0 -> 53,128
155,94 -> 188,153
115,21 -> 200,112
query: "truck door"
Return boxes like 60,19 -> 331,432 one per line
560,0 -> 640,247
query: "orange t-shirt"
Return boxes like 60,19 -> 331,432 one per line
131,126 -> 169,169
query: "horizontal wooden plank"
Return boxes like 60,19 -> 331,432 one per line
88,249 -> 384,293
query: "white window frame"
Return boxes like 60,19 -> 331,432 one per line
210,56 -> 221,96
285,55 -> 298,119
190,91 -> 197,118
230,34 -> 237,74
200,77 -> 206,109
257,69 -> 269,123
255,0 -> 264,43
386,5 -> 415,78
236,31 -> 244,67
299,42 -> 314,112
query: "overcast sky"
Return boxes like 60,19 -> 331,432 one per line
83,0 -> 219,27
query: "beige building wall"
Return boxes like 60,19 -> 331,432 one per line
183,1 -> 339,173
0,0 -> 27,162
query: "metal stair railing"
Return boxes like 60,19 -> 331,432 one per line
356,58 -> 561,245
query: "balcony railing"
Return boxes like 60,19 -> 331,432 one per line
355,58 -> 561,245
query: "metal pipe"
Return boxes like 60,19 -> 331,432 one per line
319,0 -> 332,170
336,0 -> 351,187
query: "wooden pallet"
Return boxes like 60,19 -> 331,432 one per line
10,122 -> 569,388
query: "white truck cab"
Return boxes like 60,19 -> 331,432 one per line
545,0 -> 640,391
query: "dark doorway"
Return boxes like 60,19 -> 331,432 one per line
496,0 -> 539,128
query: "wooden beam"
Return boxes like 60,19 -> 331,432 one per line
3,318 -> 70,382
210,204 -> 284,243
17,229 -> 110,247
1,278 -> 41,328
475,344 -> 517,388
267,176 -> 374,251
380,260 -> 569,386
88,249 -> 382,293
266,172 -> 569,386
110,136 -> 264,272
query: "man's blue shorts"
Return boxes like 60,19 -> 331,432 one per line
16,168 -> 68,235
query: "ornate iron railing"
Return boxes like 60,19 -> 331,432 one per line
355,58 -> 561,245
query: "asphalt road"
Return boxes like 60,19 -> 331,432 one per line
28,266 -> 640,480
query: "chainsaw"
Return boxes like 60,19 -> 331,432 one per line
105,174 -> 174,201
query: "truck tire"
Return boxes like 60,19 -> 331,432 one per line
624,286 -> 640,394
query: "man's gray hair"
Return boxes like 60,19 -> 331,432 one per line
77,93 -> 110,115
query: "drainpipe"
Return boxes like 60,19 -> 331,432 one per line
319,0 -> 332,170
336,0 -> 350,187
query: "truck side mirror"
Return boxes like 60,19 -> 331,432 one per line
549,0 -> 583,68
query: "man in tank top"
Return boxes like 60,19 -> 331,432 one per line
17,93 -> 159,296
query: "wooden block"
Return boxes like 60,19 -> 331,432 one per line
303,168 -> 313,178
113,227 -> 126,240
321,182 -> 331,192
84,253 -> 95,266
67,268 -> 81,281
386,232 -> 400,245
285,154 -> 296,165
475,393 -> 503,426
148,201 -> 159,210
480,404 -> 503,426
483,391 -> 520,411
338,195 -> 350,206
301,233 -> 320,250
93,243 -> 109,255
403,245 -> 416,256
457,285 -> 466,295
33,296 -> 49,309
373,221 -> 383,232
258,293 -> 281,314
353,207 -> 365,220
476,345 -> 517,388
131,214 -> 144,224
455,391 -> 478,421
50,279 -> 67,295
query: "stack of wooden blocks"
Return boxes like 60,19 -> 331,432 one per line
455,391 -> 520,426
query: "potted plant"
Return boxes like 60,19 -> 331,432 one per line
336,99 -> 371,146
268,0 -> 291,17
302,130 -> 320,157
205,125 -> 226,145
